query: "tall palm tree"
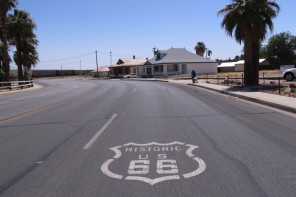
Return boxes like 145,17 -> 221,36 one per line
194,42 -> 206,57
0,42 -> 4,81
0,41 -> 3,70
218,0 -> 280,86
0,0 -> 18,81
17,37 -> 39,80
7,9 -> 37,81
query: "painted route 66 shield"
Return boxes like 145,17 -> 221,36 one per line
101,142 -> 206,185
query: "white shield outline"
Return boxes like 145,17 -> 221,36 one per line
101,142 -> 206,185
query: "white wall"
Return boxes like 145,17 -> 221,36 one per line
187,63 -> 218,74
235,63 -> 244,72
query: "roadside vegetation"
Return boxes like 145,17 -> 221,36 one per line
0,0 -> 38,82
260,32 -> 296,66
218,0 -> 280,86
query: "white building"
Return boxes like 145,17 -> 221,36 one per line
218,59 -> 270,72
137,48 -> 218,77
109,56 -> 146,78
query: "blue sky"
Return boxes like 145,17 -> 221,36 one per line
15,0 -> 296,70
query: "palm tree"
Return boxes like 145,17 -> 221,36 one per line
18,37 -> 39,80
0,0 -> 18,81
0,41 -> 3,70
194,42 -> 206,57
207,50 -> 212,59
7,9 -> 37,81
218,0 -> 280,86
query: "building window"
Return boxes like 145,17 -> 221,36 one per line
174,64 -> 178,71
154,65 -> 163,72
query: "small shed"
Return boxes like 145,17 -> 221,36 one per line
218,59 -> 271,73
217,62 -> 236,73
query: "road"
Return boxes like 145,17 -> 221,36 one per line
0,78 -> 295,197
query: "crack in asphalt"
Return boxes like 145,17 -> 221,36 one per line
187,117 -> 268,197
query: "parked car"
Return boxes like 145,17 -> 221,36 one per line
123,73 -> 136,78
283,68 -> 296,81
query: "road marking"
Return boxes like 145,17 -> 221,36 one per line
0,100 -> 66,124
83,114 -> 118,150
101,142 -> 206,185
133,88 -> 136,93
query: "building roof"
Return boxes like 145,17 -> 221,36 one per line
217,62 -> 236,68
92,66 -> 109,72
146,48 -> 216,65
218,59 -> 268,68
110,58 -> 146,67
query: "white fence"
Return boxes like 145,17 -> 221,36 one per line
0,80 -> 34,90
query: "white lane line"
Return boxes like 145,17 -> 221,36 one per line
83,114 -> 118,150
133,88 -> 136,93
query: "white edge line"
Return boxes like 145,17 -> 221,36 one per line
83,114 -> 118,150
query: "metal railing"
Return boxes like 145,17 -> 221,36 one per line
199,74 -> 294,96
0,80 -> 34,90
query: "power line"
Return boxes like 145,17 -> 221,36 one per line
37,50 -> 148,67
39,51 -> 95,64
39,59 -> 95,67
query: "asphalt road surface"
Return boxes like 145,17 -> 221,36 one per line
0,78 -> 295,197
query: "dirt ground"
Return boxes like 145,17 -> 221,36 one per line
174,70 -> 296,98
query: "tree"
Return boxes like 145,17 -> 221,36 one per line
7,9 -> 38,81
262,32 -> 296,66
207,50 -> 212,59
218,0 -> 280,86
194,42 -> 206,57
0,41 -> 3,69
0,0 -> 18,81
0,67 -> 5,81
17,36 -> 39,80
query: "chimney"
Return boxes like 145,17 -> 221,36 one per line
133,55 -> 135,59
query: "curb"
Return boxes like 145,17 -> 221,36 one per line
188,83 -> 296,114
0,83 -> 43,95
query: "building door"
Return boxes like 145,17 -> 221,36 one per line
147,67 -> 152,76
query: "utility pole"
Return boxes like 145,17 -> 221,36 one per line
74,58 -> 82,78
96,51 -> 99,78
110,51 -> 112,66
79,59 -> 82,79
61,65 -> 63,79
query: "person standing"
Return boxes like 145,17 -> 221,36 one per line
191,69 -> 197,83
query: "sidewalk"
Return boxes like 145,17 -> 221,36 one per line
169,79 -> 296,114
